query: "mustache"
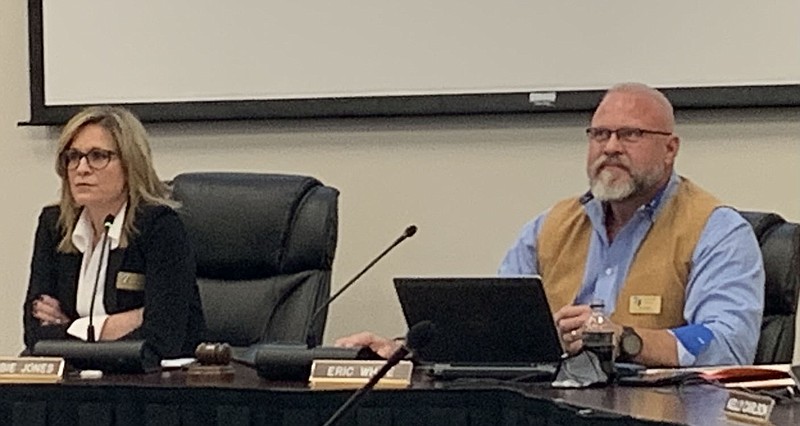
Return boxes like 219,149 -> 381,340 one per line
590,155 -> 630,175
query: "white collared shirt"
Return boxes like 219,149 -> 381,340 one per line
66,203 -> 127,340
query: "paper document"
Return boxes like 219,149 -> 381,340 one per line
645,364 -> 796,389
161,358 -> 196,369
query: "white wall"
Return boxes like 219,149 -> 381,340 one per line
2,2 -> 799,357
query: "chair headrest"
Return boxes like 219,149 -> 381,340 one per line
171,172 -> 338,279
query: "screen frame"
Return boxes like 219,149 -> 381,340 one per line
25,1 -> 800,126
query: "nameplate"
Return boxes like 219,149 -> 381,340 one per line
723,389 -> 775,424
0,357 -> 65,383
116,271 -> 145,291
309,359 -> 413,389
629,295 -> 662,314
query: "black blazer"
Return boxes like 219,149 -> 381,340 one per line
23,204 -> 206,358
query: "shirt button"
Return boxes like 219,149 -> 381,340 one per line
605,268 -> 613,276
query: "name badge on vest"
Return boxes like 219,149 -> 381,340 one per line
116,272 -> 145,291
629,295 -> 661,315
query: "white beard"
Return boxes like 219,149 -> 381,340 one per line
590,168 -> 635,201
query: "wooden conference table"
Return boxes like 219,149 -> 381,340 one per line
0,363 -> 797,426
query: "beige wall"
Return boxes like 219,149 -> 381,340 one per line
2,3 -> 799,359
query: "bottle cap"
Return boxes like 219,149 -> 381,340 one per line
589,298 -> 605,309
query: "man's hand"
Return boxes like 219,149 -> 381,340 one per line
553,304 -> 593,354
334,332 -> 402,359
32,294 -> 70,326
554,304 -> 678,366
554,304 -> 626,354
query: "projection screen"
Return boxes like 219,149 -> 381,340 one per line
26,0 -> 800,124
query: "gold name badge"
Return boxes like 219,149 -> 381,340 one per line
116,272 -> 145,291
629,295 -> 662,314
724,389 -> 775,424
309,359 -> 413,390
0,357 -> 65,383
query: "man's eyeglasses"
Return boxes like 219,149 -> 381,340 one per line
586,127 -> 671,143
60,148 -> 117,171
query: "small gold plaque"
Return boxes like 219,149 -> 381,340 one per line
309,360 -> 413,389
116,272 -> 145,291
0,356 -> 65,383
629,295 -> 662,314
724,389 -> 775,424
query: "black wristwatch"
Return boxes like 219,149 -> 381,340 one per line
618,326 -> 643,362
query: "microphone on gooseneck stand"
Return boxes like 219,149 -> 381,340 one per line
87,214 -> 115,343
305,225 -> 418,348
252,225 -> 418,381
321,321 -> 436,426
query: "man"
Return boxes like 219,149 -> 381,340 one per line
338,83 -> 764,366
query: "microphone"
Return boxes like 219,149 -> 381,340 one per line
87,214 -> 115,343
321,321 -> 435,426
305,225 -> 418,348
249,225 -> 418,380
33,339 -> 160,374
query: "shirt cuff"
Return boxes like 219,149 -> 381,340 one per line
67,315 -> 110,341
670,324 -> 715,367
671,330 -> 697,366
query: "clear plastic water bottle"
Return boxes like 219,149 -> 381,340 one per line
582,300 -> 615,380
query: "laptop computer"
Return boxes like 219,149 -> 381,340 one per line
393,276 -> 563,380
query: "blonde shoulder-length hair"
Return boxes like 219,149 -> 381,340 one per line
55,106 -> 177,253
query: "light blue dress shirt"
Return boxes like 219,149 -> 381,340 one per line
498,173 -> 764,366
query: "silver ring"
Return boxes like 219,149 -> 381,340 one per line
55,318 -> 62,325
570,330 -> 578,337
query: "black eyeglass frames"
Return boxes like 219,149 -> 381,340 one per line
585,127 -> 672,143
60,148 -> 118,171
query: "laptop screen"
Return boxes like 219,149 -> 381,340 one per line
393,276 -> 562,365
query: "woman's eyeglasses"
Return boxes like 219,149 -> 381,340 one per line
60,148 -> 117,171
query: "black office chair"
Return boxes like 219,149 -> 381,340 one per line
738,211 -> 800,364
171,172 -> 339,348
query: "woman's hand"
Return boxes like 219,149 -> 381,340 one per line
100,308 -> 144,341
32,294 -> 70,326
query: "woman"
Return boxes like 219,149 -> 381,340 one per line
23,106 -> 205,358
